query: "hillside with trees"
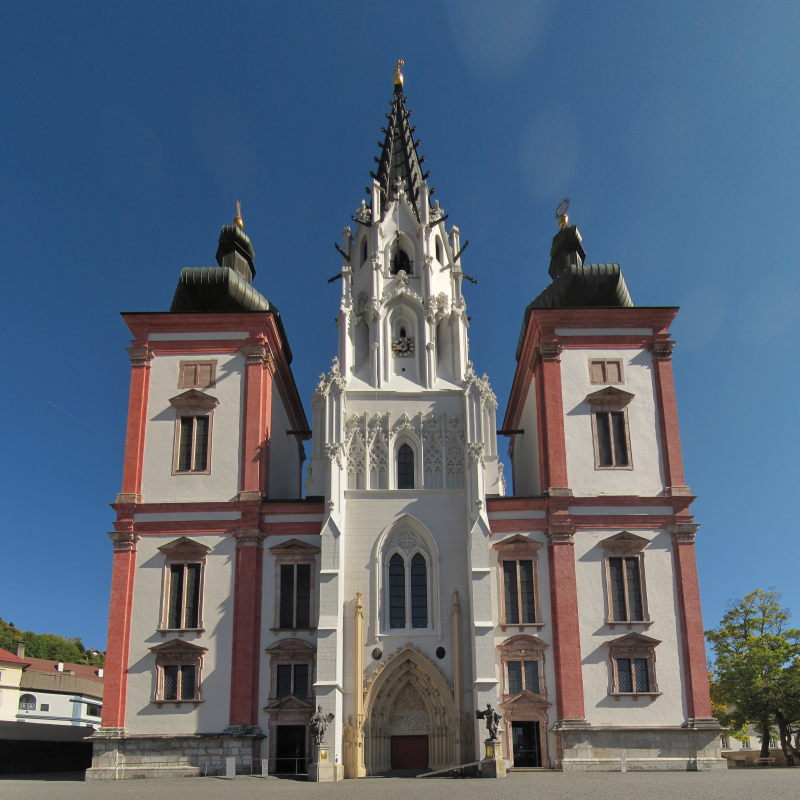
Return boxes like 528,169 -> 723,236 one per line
0,616 -> 105,666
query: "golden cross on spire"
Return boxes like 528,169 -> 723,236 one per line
233,201 -> 244,230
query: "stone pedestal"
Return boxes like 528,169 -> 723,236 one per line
479,738 -> 507,778
307,744 -> 342,782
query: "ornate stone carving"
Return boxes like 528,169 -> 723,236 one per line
127,347 -> 154,366
108,531 -> 140,552
651,339 -> 676,360
537,342 -> 563,361
315,357 -> 346,397
355,200 -> 371,223
467,442 -> 485,463
668,523 -> 700,543
324,442 -> 343,468
231,528 -> 266,547
546,523 -> 576,544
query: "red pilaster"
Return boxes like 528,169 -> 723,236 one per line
101,531 -> 139,729
536,343 -> 570,493
239,343 -> 274,500
229,528 -> 265,725
119,347 -> 153,501
651,340 -> 690,495
547,524 -> 585,722
670,524 -> 714,722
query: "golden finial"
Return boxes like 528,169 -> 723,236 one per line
393,59 -> 405,88
555,198 -> 570,229
233,201 -> 244,230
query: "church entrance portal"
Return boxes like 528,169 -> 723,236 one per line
390,735 -> 429,770
511,721 -> 542,768
274,725 -> 306,774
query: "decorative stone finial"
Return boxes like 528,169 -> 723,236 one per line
234,200 -> 244,230
555,197 -> 569,229
393,59 -> 405,89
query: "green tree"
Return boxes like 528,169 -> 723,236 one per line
0,616 -> 105,666
707,589 -> 800,764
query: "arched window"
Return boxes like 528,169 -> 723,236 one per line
386,551 -> 428,629
19,694 -> 36,711
389,553 -> 406,628
397,443 -> 414,489
390,241 -> 413,274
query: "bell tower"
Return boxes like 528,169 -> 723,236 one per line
306,63 -> 505,777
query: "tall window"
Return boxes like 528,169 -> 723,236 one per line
586,387 -> 634,471
599,532 -> 649,625
269,539 -> 319,631
387,551 -> 428,629
493,535 -> 542,629
608,556 -> 643,622
177,415 -> 210,472
595,411 -> 629,467
397,443 -> 415,489
163,664 -> 197,700
158,537 -> 210,632
507,659 -> 541,695
169,390 -> 218,475
167,563 -> 201,629
280,563 -> 311,629
503,560 -> 536,624
266,638 -> 316,708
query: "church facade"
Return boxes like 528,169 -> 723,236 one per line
88,69 -> 723,779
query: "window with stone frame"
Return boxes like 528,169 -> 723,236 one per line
498,635 -> 547,698
169,389 -> 219,474
269,539 -> 320,631
585,386 -> 634,470
150,639 -> 207,705
178,360 -> 216,389
157,537 -> 211,632
387,550 -> 429,629
606,632 -> 660,697
599,532 -> 650,625
266,639 -> 315,703
589,358 -> 624,385
493,535 -> 543,630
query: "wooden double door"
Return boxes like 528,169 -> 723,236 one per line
390,735 -> 429,770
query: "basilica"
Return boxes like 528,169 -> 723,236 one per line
88,65 -> 723,779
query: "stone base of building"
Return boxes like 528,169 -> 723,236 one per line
556,725 -> 726,772
86,728 -> 263,781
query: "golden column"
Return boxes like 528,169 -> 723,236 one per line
343,591 -> 367,777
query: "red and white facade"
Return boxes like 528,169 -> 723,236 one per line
90,73 -> 722,779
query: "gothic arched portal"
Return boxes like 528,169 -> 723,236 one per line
363,645 -> 457,773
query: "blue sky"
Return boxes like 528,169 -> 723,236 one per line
1,1 -> 798,651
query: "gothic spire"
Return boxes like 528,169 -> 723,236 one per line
370,60 -> 429,221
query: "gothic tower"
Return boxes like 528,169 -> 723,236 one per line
306,62 -> 504,775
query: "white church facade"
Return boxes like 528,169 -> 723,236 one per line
88,67 -> 723,779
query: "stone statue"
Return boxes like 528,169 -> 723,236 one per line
310,706 -> 335,746
476,703 -> 501,740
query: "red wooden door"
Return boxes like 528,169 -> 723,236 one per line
390,735 -> 429,769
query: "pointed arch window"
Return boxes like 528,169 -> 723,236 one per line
397,443 -> 415,489
386,551 -> 428,629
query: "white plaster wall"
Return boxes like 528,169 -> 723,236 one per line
268,389 -> 301,499
574,528 -> 687,726
514,383 -> 541,496
15,688 -> 100,727
126,533 -> 234,734
561,347 -> 665,497
0,665 -> 24,721
140,353 -> 244,502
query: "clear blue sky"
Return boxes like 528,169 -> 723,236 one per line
1,1 -> 798,651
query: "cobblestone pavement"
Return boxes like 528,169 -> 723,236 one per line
1,770 -> 799,800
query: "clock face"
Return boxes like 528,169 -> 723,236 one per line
392,336 -> 415,357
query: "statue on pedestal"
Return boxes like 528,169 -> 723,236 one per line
310,706 -> 335,746
476,703 -> 501,741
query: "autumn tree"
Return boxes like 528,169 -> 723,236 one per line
707,589 -> 800,764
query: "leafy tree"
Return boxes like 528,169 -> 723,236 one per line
0,616 -> 105,666
707,589 -> 800,764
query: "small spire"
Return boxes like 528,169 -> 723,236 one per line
393,58 -> 405,92
233,201 -> 244,230
555,197 -> 570,229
